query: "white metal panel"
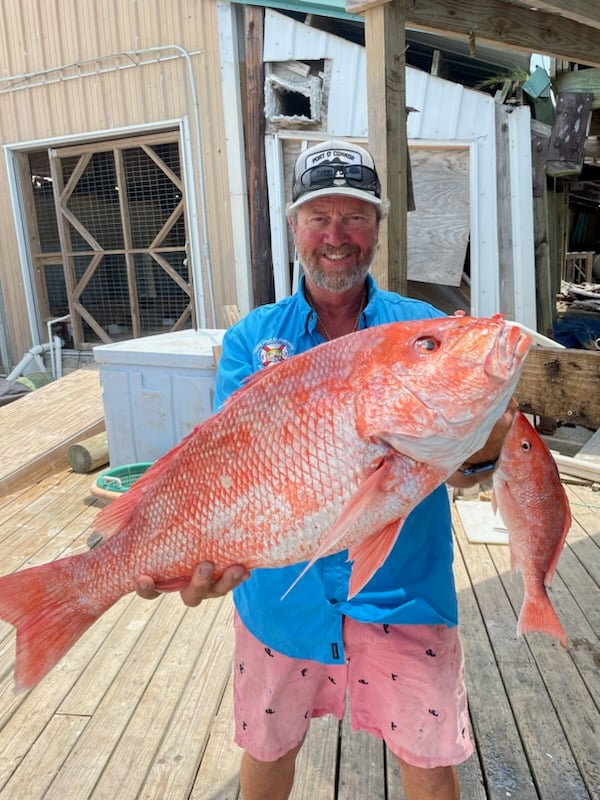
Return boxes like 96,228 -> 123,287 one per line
409,73 -> 465,140
405,70 -> 431,138
507,104 -> 537,329
468,99 -> 502,318
264,9 -> 368,137
265,134 -> 292,299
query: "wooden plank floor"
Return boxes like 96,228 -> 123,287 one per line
0,467 -> 598,799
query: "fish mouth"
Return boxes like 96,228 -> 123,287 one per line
485,321 -> 531,382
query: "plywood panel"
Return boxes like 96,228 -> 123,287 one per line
0,369 -> 105,496
408,146 -> 470,285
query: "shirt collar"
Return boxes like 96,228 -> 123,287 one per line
298,275 -> 319,336
298,273 -> 377,331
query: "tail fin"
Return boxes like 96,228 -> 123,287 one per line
0,557 -> 105,690
517,591 -> 567,648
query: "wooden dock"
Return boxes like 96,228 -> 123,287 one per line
0,400 -> 598,797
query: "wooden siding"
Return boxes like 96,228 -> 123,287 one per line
0,0 -> 238,366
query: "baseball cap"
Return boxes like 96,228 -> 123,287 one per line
289,139 -> 382,211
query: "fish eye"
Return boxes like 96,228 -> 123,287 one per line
521,439 -> 532,451
414,336 -> 439,353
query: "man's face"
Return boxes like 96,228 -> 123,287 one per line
289,196 -> 379,292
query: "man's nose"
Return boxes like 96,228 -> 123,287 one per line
323,218 -> 347,244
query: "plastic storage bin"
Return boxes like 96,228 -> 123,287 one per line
94,328 -> 225,466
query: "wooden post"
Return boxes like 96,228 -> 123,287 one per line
68,431 -> 109,474
531,121 -> 555,337
362,0 -> 407,294
244,6 -> 275,307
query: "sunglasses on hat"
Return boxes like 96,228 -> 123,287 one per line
292,164 -> 381,201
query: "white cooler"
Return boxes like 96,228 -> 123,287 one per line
93,328 -> 225,466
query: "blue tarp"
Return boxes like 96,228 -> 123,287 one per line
553,316 -> 600,350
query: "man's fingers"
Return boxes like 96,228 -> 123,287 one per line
206,565 -> 251,597
179,562 -> 216,607
135,575 -> 161,600
179,563 -> 250,607
136,563 -> 250,607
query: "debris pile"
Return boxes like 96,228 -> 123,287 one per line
558,281 -> 600,315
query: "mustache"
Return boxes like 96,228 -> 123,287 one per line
319,246 -> 358,257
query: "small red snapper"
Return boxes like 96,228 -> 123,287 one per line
0,314 -> 530,689
493,410 -> 571,647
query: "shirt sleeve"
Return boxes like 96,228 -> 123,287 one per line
213,321 -> 256,412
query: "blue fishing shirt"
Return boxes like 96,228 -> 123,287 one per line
213,274 -> 457,664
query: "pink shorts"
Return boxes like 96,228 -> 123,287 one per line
233,612 -> 473,769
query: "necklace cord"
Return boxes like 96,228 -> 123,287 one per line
308,288 -> 367,341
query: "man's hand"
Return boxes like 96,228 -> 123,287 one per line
135,562 -> 250,607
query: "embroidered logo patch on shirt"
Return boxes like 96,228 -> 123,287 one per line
256,339 -> 293,366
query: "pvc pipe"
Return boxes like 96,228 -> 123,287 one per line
7,342 -> 53,380
506,320 -> 565,349
47,314 -> 70,378
54,335 -> 63,378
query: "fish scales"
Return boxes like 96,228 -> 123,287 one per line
0,314 -> 531,688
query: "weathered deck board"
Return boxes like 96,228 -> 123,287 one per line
453,484 -> 600,800
452,512 -> 540,800
0,467 -> 597,799
0,369 -> 105,497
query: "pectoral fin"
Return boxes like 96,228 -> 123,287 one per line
347,518 -> 404,598
282,459 -> 399,599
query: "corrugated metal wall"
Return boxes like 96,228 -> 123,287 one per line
0,0 -> 237,365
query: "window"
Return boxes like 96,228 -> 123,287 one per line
23,131 -> 192,349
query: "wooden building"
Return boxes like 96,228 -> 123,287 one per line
1,1 -> 599,376
0,0 -> 245,374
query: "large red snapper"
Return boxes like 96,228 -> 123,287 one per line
493,410 -> 571,647
0,314 -> 530,689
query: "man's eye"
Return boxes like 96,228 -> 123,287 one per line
345,215 -> 368,228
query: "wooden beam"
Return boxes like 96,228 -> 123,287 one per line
515,346 -> 600,428
405,0 -> 600,68
364,0 -> 407,294
556,68 -> 600,109
244,6 -> 274,307
523,0 -> 600,31
346,0 -> 391,11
